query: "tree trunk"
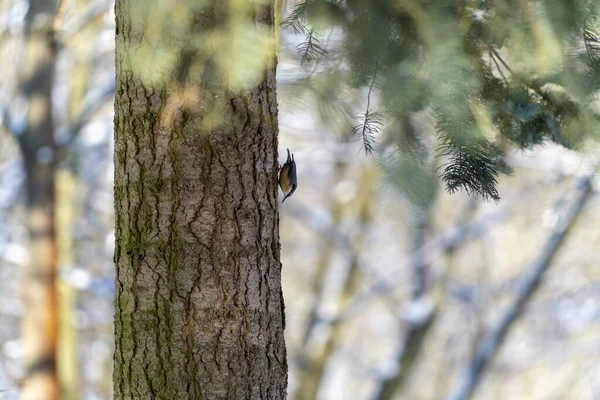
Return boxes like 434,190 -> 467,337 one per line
18,1 -> 60,399
113,2 -> 287,399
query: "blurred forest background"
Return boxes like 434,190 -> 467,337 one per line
1,0 -> 600,399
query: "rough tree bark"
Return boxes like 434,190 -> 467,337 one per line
113,1 -> 287,399
17,1 -> 60,399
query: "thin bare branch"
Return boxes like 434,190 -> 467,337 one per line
58,0 -> 113,38
58,79 -> 115,150
332,209 -> 510,326
293,167 -> 376,400
446,173 -> 595,400
0,104 -> 26,137
373,199 -> 479,400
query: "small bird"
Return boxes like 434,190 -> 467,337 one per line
279,148 -> 297,202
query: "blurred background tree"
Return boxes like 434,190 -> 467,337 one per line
0,0 -> 599,399
0,0 -> 114,399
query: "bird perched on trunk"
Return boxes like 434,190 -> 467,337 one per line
279,148 -> 297,202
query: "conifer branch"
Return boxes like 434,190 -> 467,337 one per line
436,111 -> 501,201
297,29 -> 328,65
489,49 -> 508,84
352,66 -> 381,155
281,0 -> 310,34
583,16 -> 600,90
282,1 -> 329,65
489,47 -> 512,74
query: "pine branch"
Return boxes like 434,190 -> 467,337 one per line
352,110 -> 381,155
352,67 -> 381,155
583,15 -> 600,91
296,29 -> 328,65
436,112 -> 501,201
489,47 -> 512,74
282,1 -> 329,65
281,0 -> 310,34
489,49 -> 508,84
